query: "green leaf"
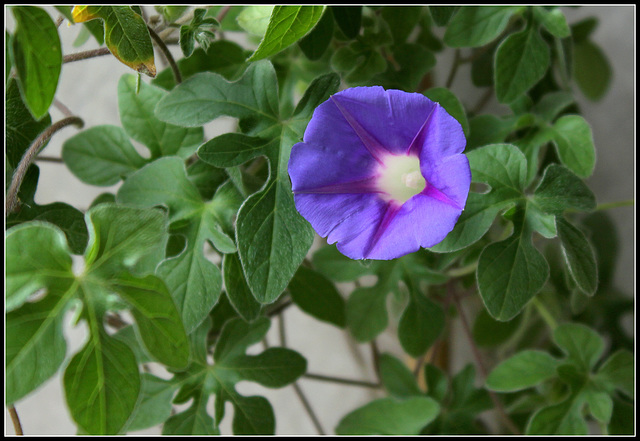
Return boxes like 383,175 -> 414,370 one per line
6,287 -> 75,404
551,115 -> 596,178
5,78 -> 51,168
477,206 -> 549,321
495,26 -> 550,104
163,391 -> 219,435
374,43 -> 436,92
379,353 -> 423,399
346,285 -> 389,342
298,7 -> 334,60
84,204 -> 169,279
112,274 -> 190,369
486,350 -> 560,392
7,166 -> 88,254
153,40 -> 250,90
330,6 -> 362,39
429,6 -> 459,27
11,6 -> 62,119
64,327 -> 140,434
398,286 -> 444,356
526,396 -> 588,435
127,374 -> 178,431
553,323 -> 604,371
287,265 -> 346,328
444,6 -> 522,48
6,222 -> 74,312
533,7 -> 570,38
582,388 -> 613,424
72,6 -> 156,76
556,218 -> 598,296
156,63 -> 338,304
573,39 -> 612,101
222,253 -> 262,322
62,125 -> 147,186
209,317 -> 305,434
118,74 -> 203,159
247,6 -> 326,61
594,350 -> 634,399
531,91 -> 575,123
198,133 -> 270,168
155,62 -> 280,127
311,244 -> 378,282
236,6 -> 274,36
472,308 -> 523,347
531,164 -> 596,215
116,157 -> 231,332
381,6 -> 423,44
430,143 -> 527,253
336,397 -> 440,435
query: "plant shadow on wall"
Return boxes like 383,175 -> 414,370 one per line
5,5 -> 634,435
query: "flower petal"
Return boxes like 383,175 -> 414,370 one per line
328,86 -> 439,156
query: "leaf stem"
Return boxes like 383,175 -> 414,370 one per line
9,406 -> 23,435
445,49 -> 461,89
448,281 -> 521,435
303,373 -> 380,389
445,261 -> 478,278
531,297 -> 558,331
277,314 -> 326,435
596,199 -> 634,211
63,47 -> 111,63
147,24 -> 182,84
6,116 -> 84,216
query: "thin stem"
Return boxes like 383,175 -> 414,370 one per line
35,156 -> 65,164
445,49 -> 461,89
6,116 -> 84,216
147,24 -> 181,84
292,383 -> 326,435
531,297 -> 558,331
63,47 -> 111,63
9,406 -> 23,435
449,281 -> 521,435
370,339 -> 381,383
277,311 -> 325,435
471,87 -> 494,115
216,5 -> 232,22
596,199 -> 634,211
304,373 -> 381,389
53,98 -> 74,118
445,261 -> 478,278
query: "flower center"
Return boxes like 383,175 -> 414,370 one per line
376,154 -> 427,204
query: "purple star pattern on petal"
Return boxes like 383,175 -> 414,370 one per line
288,86 -> 471,260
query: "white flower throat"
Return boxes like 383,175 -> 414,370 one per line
376,154 -> 427,204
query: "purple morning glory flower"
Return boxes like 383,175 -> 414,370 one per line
288,86 -> 471,260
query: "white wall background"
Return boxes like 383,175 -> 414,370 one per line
5,5 -> 635,435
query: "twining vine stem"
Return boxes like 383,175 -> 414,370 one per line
276,314 -> 326,435
9,406 -> 23,435
448,280 -> 521,435
147,24 -> 182,84
6,116 -> 84,216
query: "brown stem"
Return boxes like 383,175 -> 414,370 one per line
448,281 -> 521,435
9,406 -> 23,435
63,47 -> 111,63
304,373 -> 380,389
147,24 -> 181,83
445,49 -> 461,89
370,339 -> 381,382
277,312 -> 325,435
6,116 -> 84,216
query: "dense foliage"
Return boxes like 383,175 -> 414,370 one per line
5,5 -> 634,435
